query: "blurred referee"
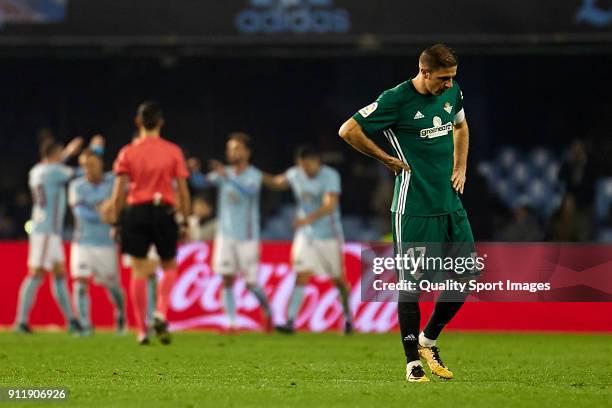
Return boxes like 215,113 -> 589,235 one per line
110,101 -> 191,345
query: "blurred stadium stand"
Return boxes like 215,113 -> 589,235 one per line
477,147 -> 564,217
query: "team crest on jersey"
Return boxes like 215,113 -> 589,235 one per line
443,102 -> 453,114
420,116 -> 453,139
358,102 -> 378,118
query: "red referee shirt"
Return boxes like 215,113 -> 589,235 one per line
113,136 -> 189,207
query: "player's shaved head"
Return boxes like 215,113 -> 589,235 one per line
137,100 -> 164,130
419,43 -> 458,72
39,139 -> 62,160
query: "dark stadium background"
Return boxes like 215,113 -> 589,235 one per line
0,0 -> 611,243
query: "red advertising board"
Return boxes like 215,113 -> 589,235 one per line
1,241 -> 611,332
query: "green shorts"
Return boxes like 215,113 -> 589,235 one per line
391,208 -> 474,244
391,208 -> 477,282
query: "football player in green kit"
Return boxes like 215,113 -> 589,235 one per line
339,44 -> 473,383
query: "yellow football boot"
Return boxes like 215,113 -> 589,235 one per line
418,346 -> 454,379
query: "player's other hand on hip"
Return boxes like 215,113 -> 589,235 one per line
384,157 -> 411,175
451,166 -> 466,194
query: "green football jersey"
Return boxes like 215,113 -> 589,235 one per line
352,79 -> 466,216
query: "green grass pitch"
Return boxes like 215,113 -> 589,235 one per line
0,331 -> 610,407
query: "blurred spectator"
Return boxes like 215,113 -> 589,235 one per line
344,157 -> 379,217
546,194 -> 590,242
11,191 -> 31,237
497,204 -> 543,242
462,168 -> 512,241
0,190 -> 31,239
370,164 -> 393,237
188,195 -> 216,241
0,214 -> 16,239
559,140 -> 595,207
556,141 -> 597,240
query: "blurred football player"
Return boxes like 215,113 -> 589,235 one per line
69,140 -> 126,335
14,136 -> 83,333
263,145 -> 352,334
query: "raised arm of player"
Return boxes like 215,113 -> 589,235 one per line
338,118 -> 410,175
294,191 -> 339,229
61,136 -> 84,162
452,119 -> 469,194
262,172 -> 290,191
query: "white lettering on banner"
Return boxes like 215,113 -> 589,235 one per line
168,241 -> 398,333
309,288 -> 343,331
171,265 -> 209,312
354,301 -> 398,332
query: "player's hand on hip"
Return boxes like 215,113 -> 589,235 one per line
384,157 -> 411,175
451,166 -> 467,194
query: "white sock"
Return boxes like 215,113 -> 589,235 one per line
407,360 -> 422,371
419,332 -> 436,347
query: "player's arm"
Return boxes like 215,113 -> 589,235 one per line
339,118 -> 409,174
60,137 -> 84,162
176,177 -> 191,228
262,172 -> 290,191
68,182 -> 101,222
452,119 -> 469,195
294,192 -> 339,228
209,160 -> 258,197
187,157 -> 211,190
73,204 -> 102,222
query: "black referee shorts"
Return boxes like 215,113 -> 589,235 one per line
119,204 -> 178,261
